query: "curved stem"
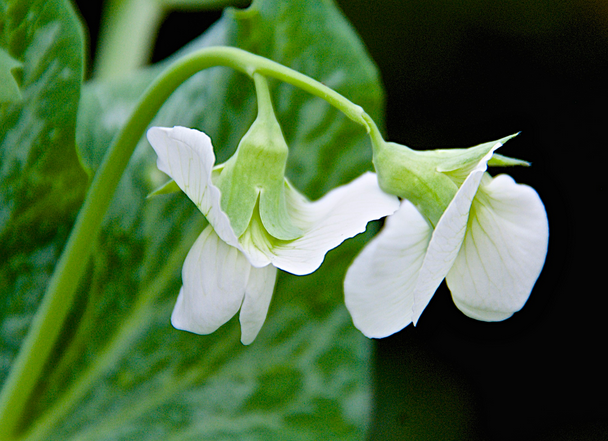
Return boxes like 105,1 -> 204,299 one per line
362,111 -> 386,149
19,227 -> 199,441
199,47 -> 371,126
0,46 -> 383,438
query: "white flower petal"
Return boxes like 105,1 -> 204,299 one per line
268,172 -> 400,275
344,200 -> 432,338
411,149 -> 496,324
239,265 -> 278,345
147,126 -> 239,247
171,226 -> 251,335
345,148 -> 508,336
446,174 -> 549,321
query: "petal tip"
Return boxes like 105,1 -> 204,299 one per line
454,299 -> 517,322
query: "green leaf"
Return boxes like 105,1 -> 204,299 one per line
0,47 -> 22,103
5,0 -> 385,439
0,0 -> 87,390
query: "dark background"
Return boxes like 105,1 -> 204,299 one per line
74,1 -> 607,439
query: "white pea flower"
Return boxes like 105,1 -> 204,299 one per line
148,126 -> 399,344
345,140 -> 549,338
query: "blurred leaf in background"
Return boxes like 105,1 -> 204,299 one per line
1,0 -> 386,439
0,0 -> 87,391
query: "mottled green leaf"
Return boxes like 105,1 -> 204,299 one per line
0,0 -> 87,390
0,47 -> 22,103
5,0 -> 385,439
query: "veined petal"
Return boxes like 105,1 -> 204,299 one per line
171,226 -> 250,335
344,200 -> 432,338
411,149 -> 495,324
239,265 -> 278,345
267,172 -> 400,275
147,126 -> 239,248
446,174 -> 549,321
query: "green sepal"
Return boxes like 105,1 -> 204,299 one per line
373,134 -> 517,226
488,153 -> 530,167
146,179 -> 181,198
259,178 -> 303,240
435,134 -> 518,182
216,74 -> 303,240
373,141 -> 458,227
0,48 -> 22,103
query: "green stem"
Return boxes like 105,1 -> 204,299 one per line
19,227 -> 199,441
93,0 -> 164,79
362,111 -> 386,149
0,46 -> 382,438
237,50 -> 370,127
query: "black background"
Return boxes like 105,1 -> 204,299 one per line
74,1 -> 607,439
